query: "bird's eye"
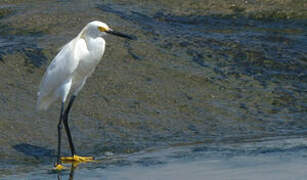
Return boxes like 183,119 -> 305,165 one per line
98,26 -> 107,32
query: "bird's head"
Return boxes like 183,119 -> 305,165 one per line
83,21 -> 135,40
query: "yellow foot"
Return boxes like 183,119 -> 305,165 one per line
53,163 -> 67,171
61,155 -> 94,163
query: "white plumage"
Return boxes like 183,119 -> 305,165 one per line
36,21 -> 134,169
37,21 -> 107,110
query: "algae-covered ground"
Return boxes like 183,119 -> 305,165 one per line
0,0 -> 306,178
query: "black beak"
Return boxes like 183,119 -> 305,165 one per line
106,30 -> 137,40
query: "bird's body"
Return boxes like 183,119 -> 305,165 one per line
37,22 -> 106,110
37,21 -> 134,170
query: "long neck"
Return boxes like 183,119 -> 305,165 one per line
84,36 -> 106,60
85,36 -> 99,50
78,28 -> 105,51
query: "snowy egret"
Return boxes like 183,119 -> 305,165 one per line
37,21 -> 135,170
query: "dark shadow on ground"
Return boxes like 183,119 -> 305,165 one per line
13,143 -> 55,159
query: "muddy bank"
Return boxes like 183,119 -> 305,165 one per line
0,0 -> 306,177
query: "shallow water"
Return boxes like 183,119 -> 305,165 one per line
0,0 -> 306,179
4,136 -> 307,179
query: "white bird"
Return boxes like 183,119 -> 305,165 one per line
37,21 -> 134,170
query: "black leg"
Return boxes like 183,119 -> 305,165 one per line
63,95 -> 77,156
69,164 -> 76,180
56,102 -> 65,165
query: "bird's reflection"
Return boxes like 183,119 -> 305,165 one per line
56,162 -> 80,180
